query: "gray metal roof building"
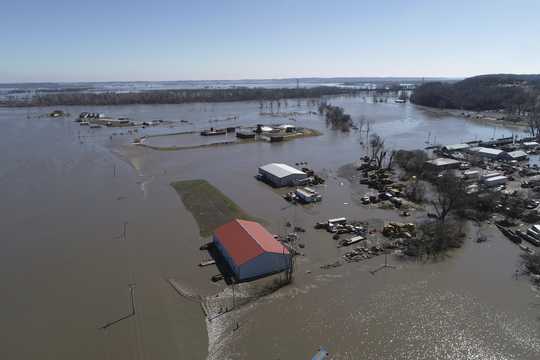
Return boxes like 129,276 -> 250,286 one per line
425,158 -> 461,170
258,163 -> 307,187
469,147 -> 505,159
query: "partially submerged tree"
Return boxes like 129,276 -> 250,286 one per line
526,98 -> 540,137
431,172 -> 467,223
319,103 -> 352,132
395,149 -> 428,178
521,252 -> 540,275
406,220 -> 466,258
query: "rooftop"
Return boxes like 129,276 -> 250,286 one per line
425,158 -> 461,167
506,150 -> 528,158
484,175 -> 508,182
469,147 -> 504,156
259,163 -> 306,178
214,219 -> 289,266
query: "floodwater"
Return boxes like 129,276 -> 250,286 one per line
1,96 -> 539,360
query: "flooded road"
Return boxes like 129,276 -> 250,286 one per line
1,97 -> 538,359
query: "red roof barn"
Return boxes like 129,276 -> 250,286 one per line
213,219 -> 291,282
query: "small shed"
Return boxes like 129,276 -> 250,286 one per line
258,163 -> 307,187
213,219 -> 291,282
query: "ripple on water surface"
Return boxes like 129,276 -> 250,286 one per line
339,281 -> 540,360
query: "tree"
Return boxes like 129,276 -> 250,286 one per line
526,98 -> 540,137
369,133 -> 384,163
502,193 -> 526,223
431,172 -> 467,223
395,149 -> 428,177
521,252 -> 540,275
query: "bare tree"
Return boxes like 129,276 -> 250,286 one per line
369,133 -> 385,163
431,172 -> 467,223
386,150 -> 396,170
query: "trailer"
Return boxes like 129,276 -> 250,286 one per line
295,187 -> 322,203
483,175 -> 508,187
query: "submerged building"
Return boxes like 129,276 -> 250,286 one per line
213,219 -> 291,282
258,163 -> 307,187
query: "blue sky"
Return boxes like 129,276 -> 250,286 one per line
1,0 -> 539,82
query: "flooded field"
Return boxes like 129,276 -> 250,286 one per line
1,96 -> 539,360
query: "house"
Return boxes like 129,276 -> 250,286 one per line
258,163 -> 307,187
213,219 -> 291,282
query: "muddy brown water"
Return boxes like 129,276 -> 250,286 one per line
1,97 -> 538,360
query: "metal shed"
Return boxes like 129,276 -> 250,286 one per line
258,163 -> 307,187
213,219 -> 291,282
469,147 -> 504,159
425,158 -> 461,171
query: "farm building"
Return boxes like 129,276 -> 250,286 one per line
469,147 -> 504,159
425,158 -> 461,171
213,219 -> 291,282
258,163 -> 307,187
500,150 -> 528,161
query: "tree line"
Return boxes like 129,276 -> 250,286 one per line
411,74 -> 540,112
0,87 -> 358,107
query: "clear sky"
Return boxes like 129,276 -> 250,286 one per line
1,0 -> 539,82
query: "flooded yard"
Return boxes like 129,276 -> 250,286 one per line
1,96 -> 538,360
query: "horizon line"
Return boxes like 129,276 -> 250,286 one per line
0,75 -> 465,86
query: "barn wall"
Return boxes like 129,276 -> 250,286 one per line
213,234 -> 239,277
238,252 -> 291,281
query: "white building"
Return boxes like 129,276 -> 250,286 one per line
469,147 -> 505,159
258,163 -> 307,187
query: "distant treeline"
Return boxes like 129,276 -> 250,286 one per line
0,87 -> 359,107
411,74 -> 540,112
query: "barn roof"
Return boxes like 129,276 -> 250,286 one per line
214,219 -> 289,266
